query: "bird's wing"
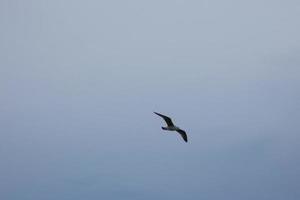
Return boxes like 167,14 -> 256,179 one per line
154,112 -> 174,126
176,129 -> 188,142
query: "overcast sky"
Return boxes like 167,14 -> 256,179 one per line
1,0 -> 300,199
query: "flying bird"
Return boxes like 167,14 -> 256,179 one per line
154,112 -> 188,142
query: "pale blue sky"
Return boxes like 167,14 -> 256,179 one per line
1,0 -> 300,199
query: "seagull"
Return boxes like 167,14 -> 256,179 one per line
154,112 -> 188,142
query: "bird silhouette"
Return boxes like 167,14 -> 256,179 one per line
154,112 -> 188,142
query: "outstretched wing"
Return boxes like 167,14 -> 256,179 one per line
176,129 -> 188,142
154,112 -> 174,127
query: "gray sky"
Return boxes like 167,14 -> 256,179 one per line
1,0 -> 300,199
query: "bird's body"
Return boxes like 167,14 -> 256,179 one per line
154,112 -> 188,142
161,126 -> 180,131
